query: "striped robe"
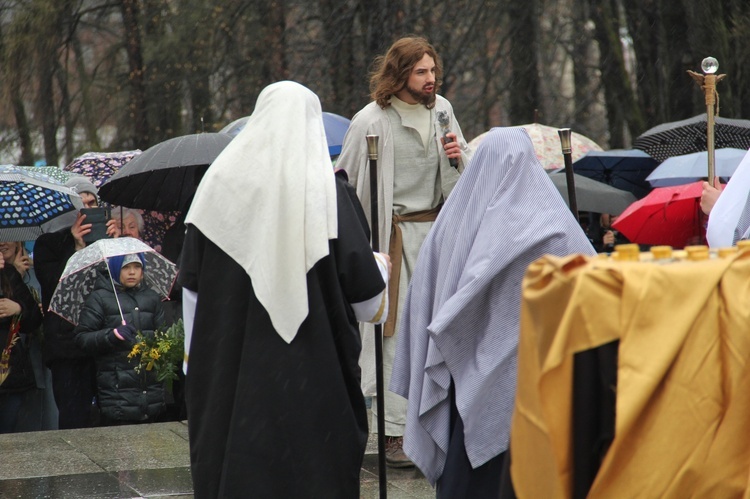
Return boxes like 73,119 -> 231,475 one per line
390,127 -> 596,486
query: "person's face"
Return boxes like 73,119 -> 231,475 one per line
0,242 -> 18,264
80,192 -> 98,209
119,262 -> 143,288
121,215 -> 140,239
600,213 -> 617,229
397,54 -> 436,106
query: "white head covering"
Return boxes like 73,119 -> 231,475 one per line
390,127 -> 596,483
186,81 -> 338,343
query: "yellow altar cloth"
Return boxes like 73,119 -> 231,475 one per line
511,251 -> 750,498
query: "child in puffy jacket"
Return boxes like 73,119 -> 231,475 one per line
74,253 -> 166,425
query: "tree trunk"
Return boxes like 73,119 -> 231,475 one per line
119,0 -> 150,148
37,41 -> 59,166
319,0 -> 358,117
507,0 -> 541,124
0,19 -> 34,165
71,32 -> 101,152
590,0 -> 644,147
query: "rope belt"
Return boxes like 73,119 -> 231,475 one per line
385,204 -> 442,337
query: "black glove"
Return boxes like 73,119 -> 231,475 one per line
115,323 -> 138,343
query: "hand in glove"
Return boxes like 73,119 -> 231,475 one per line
114,323 -> 138,343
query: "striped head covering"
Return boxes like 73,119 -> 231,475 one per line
390,127 -> 596,484
706,148 -> 750,247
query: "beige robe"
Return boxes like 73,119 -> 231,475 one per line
337,96 -> 471,434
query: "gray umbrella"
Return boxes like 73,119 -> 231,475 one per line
548,172 -> 636,215
98,133 -> 232,211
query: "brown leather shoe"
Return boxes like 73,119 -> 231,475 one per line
385,436 -> 416,469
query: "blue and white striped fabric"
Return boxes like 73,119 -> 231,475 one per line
390,127 -> 596,485
706,148 -> 750,247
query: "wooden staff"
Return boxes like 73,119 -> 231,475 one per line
366,134 -> 388,499
558,128 -> 580,222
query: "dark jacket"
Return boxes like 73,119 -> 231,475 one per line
0,266 -> 44,394
74,270 -> 166,422
34,228 -> 84,364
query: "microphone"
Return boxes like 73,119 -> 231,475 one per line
436,111 -> 459,169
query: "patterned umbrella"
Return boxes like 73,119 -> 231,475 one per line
16,166 -> 86,184
0,165 -> 83,242
63,150 -> 179,252
633,114 -> 750,163
64,150 -> 142,184
48,237 -> 177,325
469,124 -> 603,170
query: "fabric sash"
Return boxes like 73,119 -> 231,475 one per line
385,204 -> 442,337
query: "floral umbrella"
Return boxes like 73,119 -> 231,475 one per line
49,237 -> 177,324
16,165 -> 85,184
63,150 -> 179,252
469,124 -> 603,170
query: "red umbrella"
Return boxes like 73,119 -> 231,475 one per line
612,181 -> 709,248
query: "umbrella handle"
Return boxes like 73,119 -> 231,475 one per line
104,257 -> 126,323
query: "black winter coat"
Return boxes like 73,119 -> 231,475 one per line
74,270 -> 166,422
34,228 -> 86,365
0,266 -> 43,394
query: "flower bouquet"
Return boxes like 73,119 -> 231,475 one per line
128,319 -> 184,387
0,316 -> 22,386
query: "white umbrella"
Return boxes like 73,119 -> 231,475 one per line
49,237 -> 177,325
646,148 -> 748,187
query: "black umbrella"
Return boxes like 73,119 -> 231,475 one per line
99,133 -> 232,211
548,172 -> 636,215
573,149 -> 658,199
632,114 -> 750,163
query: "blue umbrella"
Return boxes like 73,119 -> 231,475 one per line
220,112 -> 351,157
573,149 -> 658,199
646,148 -> 748,187
0,165 -> 83,241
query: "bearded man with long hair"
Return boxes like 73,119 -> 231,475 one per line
337,35 -> 472,468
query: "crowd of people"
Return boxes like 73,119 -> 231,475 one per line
0,175 -> 184,434
3,33 -> 748,499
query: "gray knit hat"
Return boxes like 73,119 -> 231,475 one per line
64,176 -> 99,196
122,254 -> 144,267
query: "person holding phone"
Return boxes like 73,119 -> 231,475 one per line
34,176 -> 121,429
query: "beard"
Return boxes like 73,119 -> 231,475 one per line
405,83 -> 436,107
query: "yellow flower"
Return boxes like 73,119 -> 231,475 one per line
149,348 -> 161,360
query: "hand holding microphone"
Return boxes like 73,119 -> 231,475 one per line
436,111 -> 460,169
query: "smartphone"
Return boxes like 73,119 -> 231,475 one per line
80,207 -> 111,244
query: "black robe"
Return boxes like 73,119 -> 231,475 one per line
179,178 -> 385,498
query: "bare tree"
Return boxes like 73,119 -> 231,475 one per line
119,0 -> 149,148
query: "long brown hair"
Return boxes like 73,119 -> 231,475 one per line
369,36 -> 443,109
0,242 -> 23,298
